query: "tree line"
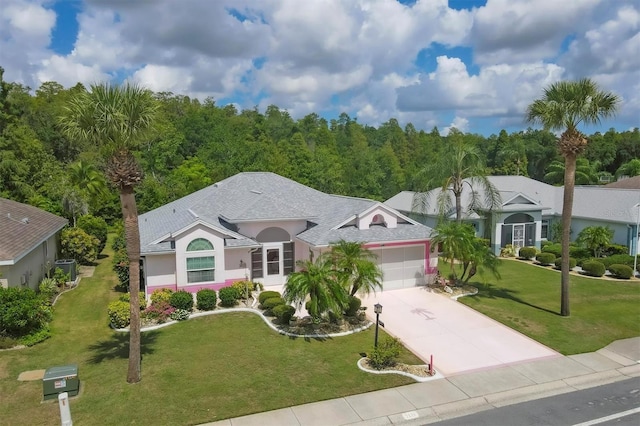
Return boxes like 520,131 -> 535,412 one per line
1,68 -> 639,226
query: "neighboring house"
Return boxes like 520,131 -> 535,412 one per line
139,172 -> 437,296
0,198 -> 68,290
385,176 -> 640,256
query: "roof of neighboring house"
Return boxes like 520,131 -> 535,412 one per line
139,172 -> 433,254
0,198 -> 68,265
385,176 -> 640,225
604,176 -> 640,189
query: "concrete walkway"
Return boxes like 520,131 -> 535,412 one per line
203,337 -> 640,426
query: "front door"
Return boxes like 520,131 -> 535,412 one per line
513,224 -> 525,249
263,243 -> 283,285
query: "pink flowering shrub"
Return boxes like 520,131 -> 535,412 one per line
142,300 -> 175,323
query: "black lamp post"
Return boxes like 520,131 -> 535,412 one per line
374,303 -> 382,348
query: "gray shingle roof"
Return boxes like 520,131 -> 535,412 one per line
139,172 -> 433,253
0,198 -> 68,264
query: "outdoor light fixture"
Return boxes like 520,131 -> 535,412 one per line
374,303 -> 383,348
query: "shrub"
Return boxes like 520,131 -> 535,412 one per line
554,257 -> 577,270
541,243 -> 562,258
608,264 -> 633,279
540,240 -> 553,249
142,300 -> 175,323
536,252 -> 556,266
231,280 -> 256,299
368,338 -> 402,370
258,290 -> 281,305
219,286 -> 240,307
569,246 -> 591,260
150,288 -> 173,305
582,260 -> 606,277
169,290 -> 194,311
112,247 -> 129,290
19,327 -> 51,346
500,244 -> 516,257
604,244 -> 628,256
119,291 -> 147,310
52,268 -> 70,287
518,247 -> 537,260
196,289 -> 217,310
170,309 -> 190,321
262,297 -> 285,310
345,296 -> 362,317
60,227 -> 100,265
107,300 -> 130,328
600,254 -> 634,269
39,278 -> 59,301
77,214 -> 108,254
273,304 -> 296,323
0,288 -> 52,338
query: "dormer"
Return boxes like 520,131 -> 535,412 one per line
357,205 -> 398,230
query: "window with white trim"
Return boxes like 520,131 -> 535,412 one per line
186,238 -> 215,283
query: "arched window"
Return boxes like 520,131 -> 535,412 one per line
187,238 -> 213,251
371,214 -> 386,227
186,238 -> 214,283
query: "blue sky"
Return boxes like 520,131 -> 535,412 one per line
1,0 -> 638,136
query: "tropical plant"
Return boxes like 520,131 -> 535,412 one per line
526,78 -> 619,316
543,157 -> 599,185
616,158 -> 640,178
459,237 -> 501,284
60,82 -> 159,383
430,221 -> 476,282
283,256 -> 348,319
577,226 -> 614,258
413,130 -> 501,223
327,240 -> 383,296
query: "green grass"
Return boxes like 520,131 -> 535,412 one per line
0,238 -> 418,425
459,259 -> 640,355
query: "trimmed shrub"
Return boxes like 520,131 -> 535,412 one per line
118,291 -> 147,310
540,240 -> 553,249
554,257 -> 577,270
608,264 -> 633,279
0,288 -> 52,337
368,338 -> 402,369
219,286 -> 240,307
582,260 -> 606,277
196,289 -> 217,310
345,296 -> 362,317
258,290 -> 281,305
541,243 -> 562,258
569,246 -> 592,260
600,254 -> 634,269
61,227 -> 100,265
169,290 -> 194,311
536,252 -> 556,266
108,300 -> 130,328
273,304 -> 296,323
142,300 -> 175,323
170,309 -> 190,321
262,297 -> 286,310
150,288 -> 173,305
77,214 -> 108,254
112,247 -> 129,290
518,247 -> 537,260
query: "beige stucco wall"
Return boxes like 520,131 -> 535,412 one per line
2,234 -> 60,291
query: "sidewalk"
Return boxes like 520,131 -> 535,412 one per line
202,337 -> 640,426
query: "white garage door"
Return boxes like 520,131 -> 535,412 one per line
371,245 -> 425,290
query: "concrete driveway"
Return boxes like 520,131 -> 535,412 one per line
360,287 -> 560,377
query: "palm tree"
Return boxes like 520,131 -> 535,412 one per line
460,238 -> 501,284
60,83 -> 158,383
413,129 -> 501,223
526,78 -> 619,316
544,157 -> 599,185
430,221 -> 476,283
68,160 -> 108,204
283,256 -> 348,319
328,240 -> 383,296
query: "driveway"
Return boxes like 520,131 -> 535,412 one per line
360,287 -> 560,377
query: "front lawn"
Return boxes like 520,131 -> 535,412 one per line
459,259 -> 640,355
0,238 -> 419,425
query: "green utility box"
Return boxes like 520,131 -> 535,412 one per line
43,365 -> 79,400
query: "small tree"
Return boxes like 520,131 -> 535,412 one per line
60,227 -> 100,265
77,214 -> 108,254
577,226 -> 613,258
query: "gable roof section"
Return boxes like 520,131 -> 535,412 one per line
0,198 -> 68,265
139,172 -> 433,253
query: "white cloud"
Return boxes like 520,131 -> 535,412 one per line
36,55 -> 108,87
443,116 -> 470,135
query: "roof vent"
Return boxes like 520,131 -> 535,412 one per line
250,190 -> 262,194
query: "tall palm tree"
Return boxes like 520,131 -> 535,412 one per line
328,240 -> 383,296
60,83 -> 158,383
526,78 -> 619,316
543,157 -> 599,185
413,130 -> 501,223
283,256 -> 348,319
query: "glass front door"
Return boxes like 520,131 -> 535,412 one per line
266,248 -> 280,275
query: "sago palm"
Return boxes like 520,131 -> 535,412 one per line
526,78 -> 619,316
60,83 -> 158,383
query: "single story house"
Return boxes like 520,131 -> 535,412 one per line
138,172 -> 438,296
0,198 -> 68,290
385,176 -> 640,256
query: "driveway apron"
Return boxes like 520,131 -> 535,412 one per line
361,287 -> 560,376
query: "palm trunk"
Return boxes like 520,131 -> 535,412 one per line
455,193 -> 462,223
560,154 -> 576,317
120,185 -> 142,383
